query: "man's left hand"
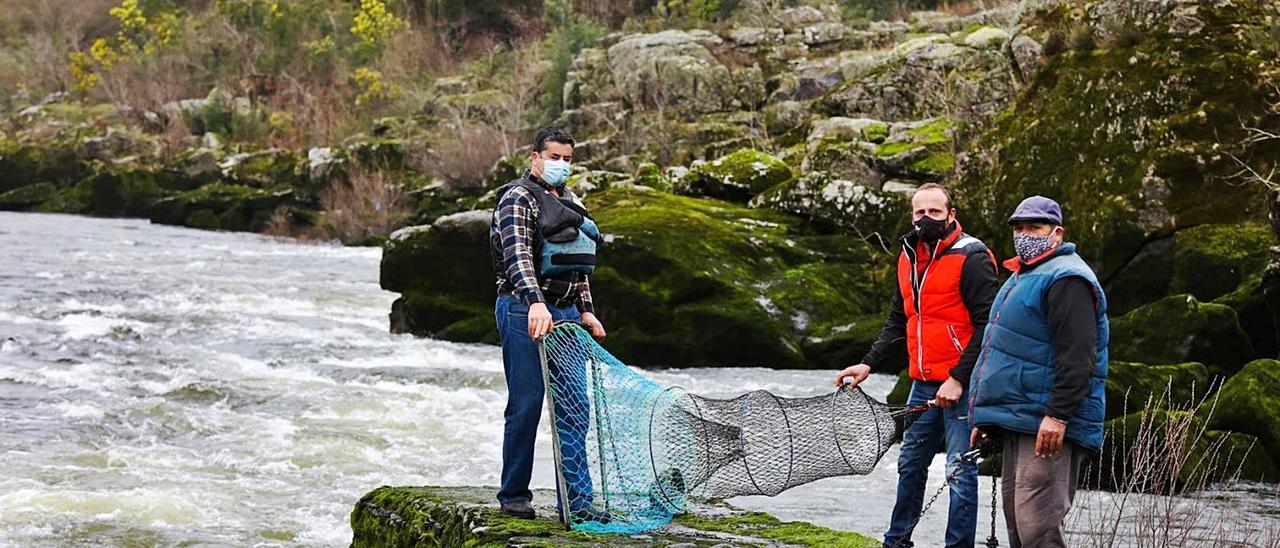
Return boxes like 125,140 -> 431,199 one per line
1035,415 -> 1066,458
581,312 -> 606,341
935,377 -> 963,408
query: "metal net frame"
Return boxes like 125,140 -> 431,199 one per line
539,322 -> 922,534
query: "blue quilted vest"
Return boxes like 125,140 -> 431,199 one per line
968,243 -> 1110,451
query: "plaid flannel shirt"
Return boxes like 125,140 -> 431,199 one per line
491,173 -> 595,313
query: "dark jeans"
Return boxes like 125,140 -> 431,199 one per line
884,380 -> 978,548
494,294 -> 593,512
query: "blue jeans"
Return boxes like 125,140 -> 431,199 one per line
884,380 -> 978,548
494,294 -> 593,512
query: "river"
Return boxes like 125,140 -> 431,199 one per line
1,212 -> 1276,546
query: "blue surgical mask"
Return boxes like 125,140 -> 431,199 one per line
540,158 -> 571,187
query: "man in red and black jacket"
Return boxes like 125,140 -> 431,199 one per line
836,183 -> 998,548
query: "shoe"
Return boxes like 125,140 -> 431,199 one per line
500,500 -> 535,519
571,505 -> 612,524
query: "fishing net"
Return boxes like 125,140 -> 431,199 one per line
540,322 -> 922,534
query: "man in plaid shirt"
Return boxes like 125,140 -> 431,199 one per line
490,127 -> 607,521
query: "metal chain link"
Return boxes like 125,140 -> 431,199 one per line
888,446 -> 982,548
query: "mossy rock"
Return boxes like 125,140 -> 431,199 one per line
1104,361 -> 1208,420
381,211 -> 498,342
149,182 -> 290,231
632,161 -> 671,191
587,189 -> 888,367
1205,359 -> 1280,471
675,149 -> 794,204
380,187 -> 893,367
0,139 -> 87,193
350,485 -> 879,547
1213,275 -> 1280,360
0,182 -> 58,211
750,172 -> 910,245
1109,294 -> 1254,378
1092,409 -> 1276,487
1106,223 -> 1274,315
957,0 -> 1280,279
221,149 -> 304,189
88,169 -> 166,217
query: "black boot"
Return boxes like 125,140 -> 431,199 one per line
500,500 -> 535,519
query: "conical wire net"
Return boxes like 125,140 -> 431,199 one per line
540,322 -> 920,534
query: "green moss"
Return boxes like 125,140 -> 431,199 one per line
677,148 -> 794,203
905,118 -> 953,144
351,485 -> 876,547
908,152 -> 955,175
1205,359 -> 1280,471
1171,223 -> 1273,301
862,122 -> 890,143
875,140 -> 916,157
675,512 -> 879,547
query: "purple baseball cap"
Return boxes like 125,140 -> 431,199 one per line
1007,195 -> 1063,225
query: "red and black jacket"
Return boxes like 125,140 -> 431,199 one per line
863,221 -> 999,385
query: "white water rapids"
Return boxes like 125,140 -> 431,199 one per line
1,212 -> 1276,546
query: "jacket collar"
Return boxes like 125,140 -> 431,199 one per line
1004,242 -> 1077,273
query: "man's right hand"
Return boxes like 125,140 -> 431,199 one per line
835,364 -> 872,388
528,302 -> 552,340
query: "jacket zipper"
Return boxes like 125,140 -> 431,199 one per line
910,240 -> 942,380
969,272 -> 1019,418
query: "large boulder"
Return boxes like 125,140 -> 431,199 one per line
380,210 -> 497,344
1109,295 -> 1254,379
675,149 -> 793,203
1205,359 -> 1280,471
380,187 -> 895,367
604,30 -> 765,114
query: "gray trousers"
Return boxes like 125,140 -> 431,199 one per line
1001,432 -> 1082,548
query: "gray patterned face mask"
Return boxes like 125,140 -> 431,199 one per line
1014,233 -> 1056,263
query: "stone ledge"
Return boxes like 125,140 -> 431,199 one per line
350,485 -> 879,547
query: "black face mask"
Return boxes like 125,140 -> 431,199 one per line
914,216 -> 950,242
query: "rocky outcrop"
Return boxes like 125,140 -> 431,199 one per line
381,186 -> 894,368
350,485 -> 880,547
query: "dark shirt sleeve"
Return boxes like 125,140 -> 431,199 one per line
1044,276 -> 1099,420
951,250 -> 999,388
862,289 -> 908,371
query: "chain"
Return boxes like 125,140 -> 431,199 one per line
889,446 -> 982,548
985,461 -> 1000,548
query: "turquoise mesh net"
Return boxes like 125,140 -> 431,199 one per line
540,322 -> 919,534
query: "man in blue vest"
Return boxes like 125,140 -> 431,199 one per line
968,196 -> 1109,548
489,127 -> 607,521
